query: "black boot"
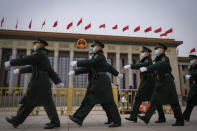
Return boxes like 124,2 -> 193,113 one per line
5,117 -> 19,128
44,123 -> 60,129
69,116 -> 83,126
155,118 -> 166,123
172,121 -> 184,126
138,115 -> 149,124
125,116 -> 137,122
183,112 -> 190,122
109,122 -> 121,127
104,120 -> 112,124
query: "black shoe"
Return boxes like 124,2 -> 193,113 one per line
5,117 -> 18,128
109,122 -> 121,127
44,123 -> 60,129
155,119 -> 166,123
184,117 -> 190,122
104,120 -> 112,124
45,122 -> 51,125
69,116 -> 83,126
172,121 -> 184,126
125,117 -> 137,122
138,115 -> 149,124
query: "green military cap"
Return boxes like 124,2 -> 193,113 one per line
91,40 -> 105,48
155,43 -> 167,50
33,38 -> 48,46
141,46 -> 152,53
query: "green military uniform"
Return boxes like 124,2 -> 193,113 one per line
72,50 -> 121,125
126,54 -> 165,122
139,52 -> 184,125
74,62 -> 119,124
183,58 -> 197,121
8,48 -> 61,127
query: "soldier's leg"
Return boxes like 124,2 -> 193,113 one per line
130,98 -> 142,118
183,102 -> 195,121
156,105 -> 166,120
101,103 -> 112,123
43,98 -> 60,126
105,101 -> 121,123
170,103 -> 184,126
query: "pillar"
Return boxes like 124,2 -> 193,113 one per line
69,50 -> 74,86
128,53 -> 134,87
24,49 -> 31,88
9,48 -> 17,87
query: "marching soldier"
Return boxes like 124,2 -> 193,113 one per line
124,46 -> 166,123
183,50 -> 197,121
138,43 -> 184,126
4,39 -> 64,129
69,40 -> 121,127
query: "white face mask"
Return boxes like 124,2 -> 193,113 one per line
33,45 -> 37,51
89,56 -> 93,59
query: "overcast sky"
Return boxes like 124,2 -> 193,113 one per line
0,0 -> 197,56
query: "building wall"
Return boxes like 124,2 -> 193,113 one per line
0,38 -> 181,94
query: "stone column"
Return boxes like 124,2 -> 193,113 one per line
128,53 -> 134,87
54,50 -> 59,72
24,49 -> 31,88
116,52 -> 120,86
69,50 -> 74,86
9,48 -> 17,87
0,48 -> 2,68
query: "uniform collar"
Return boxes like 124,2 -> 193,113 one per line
140,55 -> 149,62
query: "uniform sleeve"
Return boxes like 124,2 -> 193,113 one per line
107,63 -> 119,76
19,66 -> 33,74
47,67 -> 62,85
77,53 -> 105,68
190,70 -> 197,79
74,67 -> 90,75
10,53 -> 42,66
147,56 -> 170,72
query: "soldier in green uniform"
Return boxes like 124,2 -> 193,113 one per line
183,51 -> 197,121
4,39 -> 64,129
124,46 -> 166,123
69,40 -> 121,127
138,43 -> 184,126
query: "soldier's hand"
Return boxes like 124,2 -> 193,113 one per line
69,71 -> 75,76
140,67 -> 147,72
117,73 -> 123,79
13,68 -> 20,74
124,65 -> 131,69
56,82 -> 64,88
71,61 -> 77,67
185,74 -> 191,80
4,61 -> 11,69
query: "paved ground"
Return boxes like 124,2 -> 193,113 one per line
0,107 -> 197,131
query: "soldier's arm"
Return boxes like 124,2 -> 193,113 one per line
131,57 -> 152,69
147,57 -> 170,72
107,63 -> 119,76
19,66 -> 33,74
189,70 -> 197,78
77,53 -> 105,68
10,53 -> 42,66
74,67 -> 90,75
47,67 -> 62,85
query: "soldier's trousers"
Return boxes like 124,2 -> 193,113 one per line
130,99 -> 165,120
183,102 -> 195,120
144,103 -> 183,122
101,104 -> 112,122
73,100 -> 121,123
11,97 -> 60,125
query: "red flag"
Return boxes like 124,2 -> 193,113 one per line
77,18 -> 82,26
85,23 -> 91,30
15,19 -> 18,29
154,27 -> 162,33
99,24 -> 105,28
134,26 -> 140,32
67,22 -> 73,29
28,20 -> 32,29
160,33 -> 167,37
165,28 -> 173,34
1,17 -> 4,27
53,21 -> 58,27
41,21 -> 46,29
144,26 -> 152,33
190,48 -> 196,54
122,25 -> 129,32
112,24 -> 118,30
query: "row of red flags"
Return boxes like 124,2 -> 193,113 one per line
0,17 -> 173,37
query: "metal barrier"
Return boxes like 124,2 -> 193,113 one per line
0,86 -> 174,115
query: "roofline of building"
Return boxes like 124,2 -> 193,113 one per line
0,29 -> 183,47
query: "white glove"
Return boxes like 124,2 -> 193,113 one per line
71,61 -> 77,67
56,82 -> 64,88
4,61 -> 11,68
117,73 -> 123,79
185,74 -> 191,80
69,71 -> 75,76
124,65 -> 131,70
140,67 -> 148,72
13,69 -> 20,74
